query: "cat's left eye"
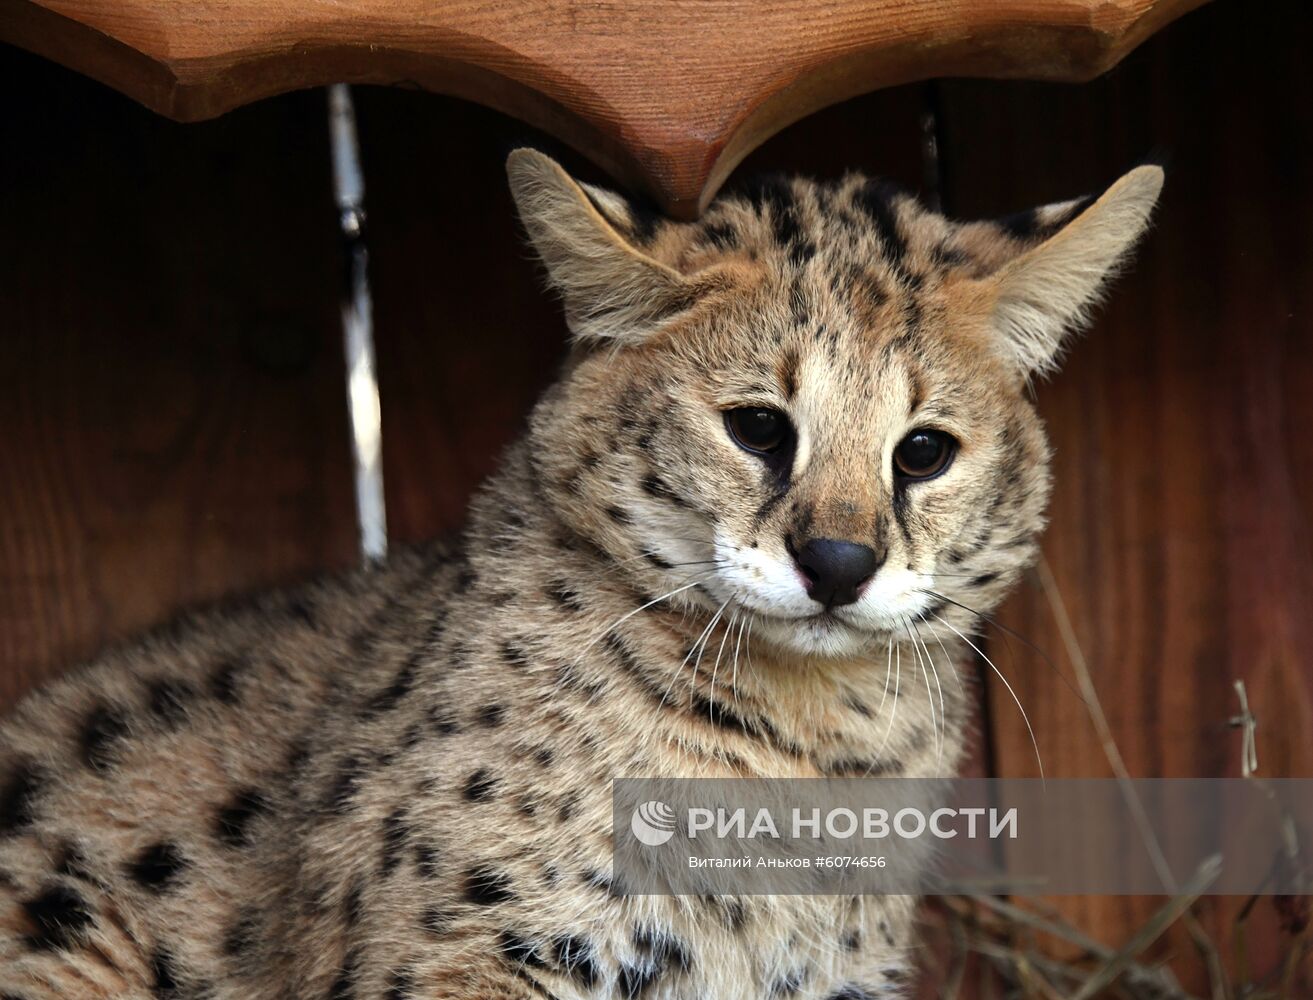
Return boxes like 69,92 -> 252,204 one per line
725,407 -> 791,455
894,429 -> 956,480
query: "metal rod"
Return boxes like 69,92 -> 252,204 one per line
328,83 -> 388,563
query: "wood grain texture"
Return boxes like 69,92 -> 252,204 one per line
0,47 -> 359,706
937,0 -> 1313,987
0,0 -> 1208,216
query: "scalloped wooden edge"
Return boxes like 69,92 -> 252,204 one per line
0,0 -> 1208,216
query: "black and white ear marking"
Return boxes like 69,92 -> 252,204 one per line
988,164 -> 1164,377
505,149 -> 692,345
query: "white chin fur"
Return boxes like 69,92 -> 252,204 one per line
708,532 -> 936,657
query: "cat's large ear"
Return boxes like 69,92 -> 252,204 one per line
975,165 -> 1163,378
506,149 -> 696,345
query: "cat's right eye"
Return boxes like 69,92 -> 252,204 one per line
724,407 -> 792,455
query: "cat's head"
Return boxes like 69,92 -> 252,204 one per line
508,149 -> 1160,657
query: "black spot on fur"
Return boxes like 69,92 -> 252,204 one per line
287,596 -> 318,628
686,693 -> 762,740
476,703 -> 505,728
0,763 -> 41,834
361,657 -> 420,717
545,581 -> 585,612
151,946 -> 180,997
79,705 -> 128,770
890,483 -> 913,546
223,910 -> 258,956
462,768 -> 499,803
643,551 -> 673,571
344,880 -> 364,927
55,842 -> 94,883
381,807 -> 408,875
464,865 -> 514,905
557,790 -> 581,822
556,662 -> 605,700
788,280 -> 811,326
639,475 -> 693,510
554,934 -> 600,987
778,349 -> 800,400
386,969 -> 414,1000
854,180 -> 909,273
499,929 -> 545,968
414,841 -> 440,879
582,868 -> 617,896
841,929 -> 861,951
209,658 -> 245,705
325,755 -> 364,813
428,706 -> 459,736
605,505 -> 634,525
702,221 -> 738,250
422,905 -> 452,935
533,746 -> 555,768
618,929 -> 693,1000
1000,194 -> 1094,243
753,489 -> 789,526
329,948 -> 359,1000
826,988 -> 875,1000
22,884 -> 93,950
146,678 -> 195,729
399,722 -> 423,751
285,738 -> 310,776
633,926 -> 694,974
708,895 -> 748,932
501,642 -> 531,670
843,692 -> 872,718
970,572 -> 999,588
771,968 -> 809,996
127,842 -> 188,892
823,758 -> 900,778
619,964 -> 659,999
931,243 -> 970,268
215,788 -> 269,847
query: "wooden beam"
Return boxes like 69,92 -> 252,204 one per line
0,0 -> 1207,216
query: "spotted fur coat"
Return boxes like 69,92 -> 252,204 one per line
0,149 -> 1160,999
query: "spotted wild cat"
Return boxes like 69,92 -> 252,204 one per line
0,149 -> 1161,999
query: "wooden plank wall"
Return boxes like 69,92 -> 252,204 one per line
936,1 -> 1313,985
1,0 -> 1309,991
0,57 -> 360,705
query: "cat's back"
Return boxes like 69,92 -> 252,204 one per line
0,541 -> 458,998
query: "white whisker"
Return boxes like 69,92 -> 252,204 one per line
912,618 -> 947,770
873,631 -> 902,764
904,615 -> 940,766
933,613 -> 1044,783
875,633 -> 893,719
551,576 -> 710,700
709,610 -> 737,723
573,579 -> 704,659
690,601 -> 729,690
919,613 -> 965,695
663,598 -> 730,706
730,614 -> 747,707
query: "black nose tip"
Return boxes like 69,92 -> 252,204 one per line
793,538 -> 880,608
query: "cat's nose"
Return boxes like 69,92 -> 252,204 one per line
792,538 -> 880,608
